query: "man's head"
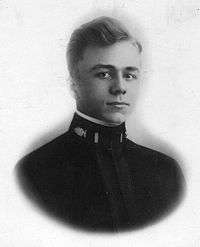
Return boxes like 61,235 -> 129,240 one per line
67,16 -> 142,125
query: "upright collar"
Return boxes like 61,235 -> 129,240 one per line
69,113 -> 127,148
76,110 -> 122,127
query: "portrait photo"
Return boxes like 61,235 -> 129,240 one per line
1,0 -> 200,246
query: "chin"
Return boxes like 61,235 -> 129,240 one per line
103,112 -> 127,125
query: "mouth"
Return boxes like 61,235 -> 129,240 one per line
106,102 -> 130,106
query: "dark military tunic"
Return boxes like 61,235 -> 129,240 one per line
16,113 -> 185,232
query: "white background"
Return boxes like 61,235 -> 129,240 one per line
1,0 -> 200,246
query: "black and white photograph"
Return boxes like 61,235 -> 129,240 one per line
1,0 -> 200,246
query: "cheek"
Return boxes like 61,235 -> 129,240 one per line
78,73 -> 109,100
127,83 -> 140,101
127,83 -> 138,94
87,81 -> 108,97
79,85 -> 107,105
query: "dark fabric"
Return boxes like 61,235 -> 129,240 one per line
16,114 -> 185,232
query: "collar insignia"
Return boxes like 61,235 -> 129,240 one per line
74,127 -> 87,138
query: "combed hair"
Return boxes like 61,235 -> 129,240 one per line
67,16 -> 142,80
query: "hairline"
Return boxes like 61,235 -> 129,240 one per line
74,39 -> 141,81
67,16 -> 143,82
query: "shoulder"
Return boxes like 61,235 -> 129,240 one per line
125,138 -> 185,186
15,131 -> 79,185
15,131 -> 85,201
126,138 -> 179,165
17,131 -> 78,166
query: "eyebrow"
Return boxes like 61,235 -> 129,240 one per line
89,64 -> 139,72
89,64 -> 115,71
125,66 -> 139,72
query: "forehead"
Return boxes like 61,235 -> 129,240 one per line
78,40 -> 141,72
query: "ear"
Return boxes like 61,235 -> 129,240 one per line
69,77 -> 79,99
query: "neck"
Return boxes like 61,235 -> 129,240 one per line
69,112 -> 127,146
76,110 -> 124,127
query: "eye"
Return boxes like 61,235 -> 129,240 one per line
95,72 -> 112,80
124,73 -> 138,80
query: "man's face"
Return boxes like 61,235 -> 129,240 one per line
74,40 -> 142,125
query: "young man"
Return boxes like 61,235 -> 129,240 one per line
16,16 -> 185,232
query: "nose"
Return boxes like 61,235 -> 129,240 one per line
109,76 -> 126,96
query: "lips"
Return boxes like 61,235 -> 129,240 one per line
107,102 -> 130,106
